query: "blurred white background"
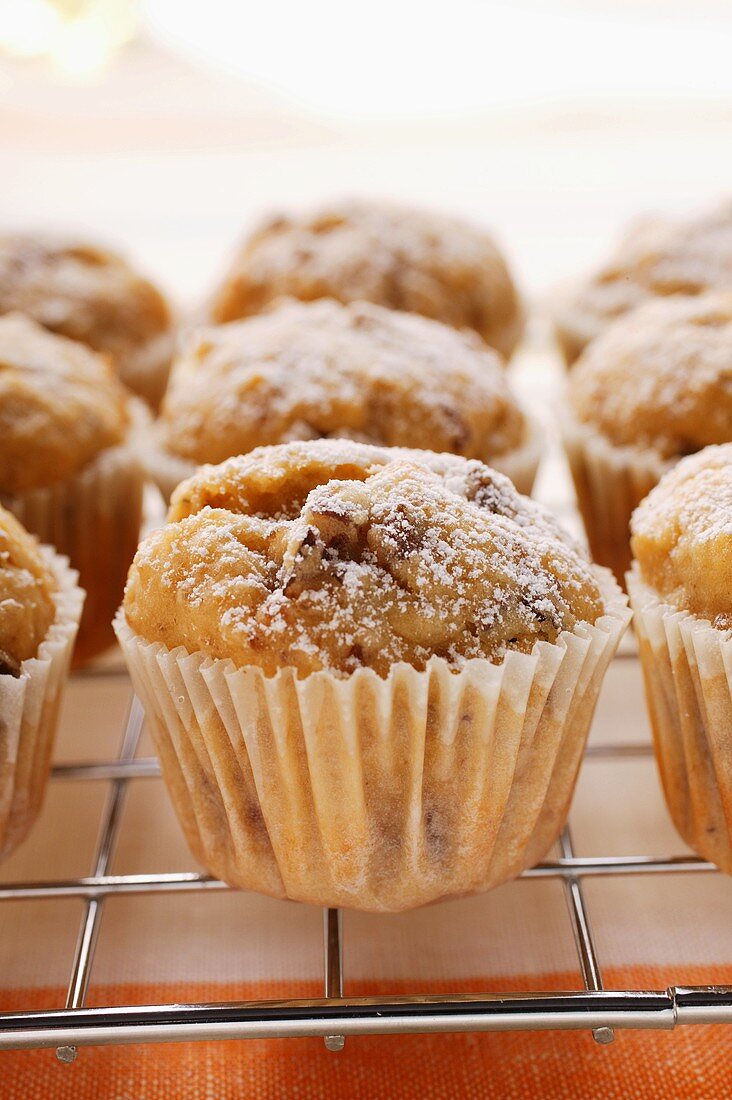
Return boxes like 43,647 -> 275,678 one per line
0,0 -> 731,302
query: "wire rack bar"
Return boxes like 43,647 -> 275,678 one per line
1,664 -> 730,1056
0,853 -> 716,904
46,743 -> 654,785
583,743 -> 653,759
559,826 -> 614,1044
8,988 -> 732,1050
323,909 -> 345,1051
56,697 -> 144,1065
51,759 -> 160,782
0,872 -> 223,901
323,910 -> 344,1001
560,828 -> 603,992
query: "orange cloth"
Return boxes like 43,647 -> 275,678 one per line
2,967 -> 732,1099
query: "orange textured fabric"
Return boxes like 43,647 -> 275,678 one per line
2,966 -> 732,1098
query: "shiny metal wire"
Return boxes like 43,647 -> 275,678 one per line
0,662 -> 729,1060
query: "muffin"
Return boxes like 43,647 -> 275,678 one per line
0,232 -> 174,408
0,506 -> 83,859
562,292 -> 732,585
115,439 -> 629,911
555,201 -> 732,365
208,199 -> 524,359
0,313 -> 145,663
149,298 -> 541,502
628,445 -> 732,871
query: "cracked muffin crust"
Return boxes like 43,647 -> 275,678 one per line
0,313 -> 130,494
0,313 -> 144,665
0,508 -> 83,861
629,445 -> 732,875
568,292 -> 732,460
631,444 -> 732,630
0,232 -> 173,407
562,292 -> 732,586
556,201 -> 732,364
159,298 -> 532,470
0,505 -> 56,673
125,439 -> 603,678
208,199 -> 524,358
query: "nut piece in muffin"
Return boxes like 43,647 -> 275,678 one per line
563,292 -> 732,584
0,232 -> 173,408
631,444 -> 732,630
208,199 -> 524,359
0,503 -> 83,860
0,313 -> 144,663
555,201 -> 732,365
128,440 -> 601,677
117,440 -> 628,910
152,298 -> 540,500
628,444 -> 732,874
0,504 -> 56,674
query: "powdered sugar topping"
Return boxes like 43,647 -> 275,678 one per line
126,441 -> 603,677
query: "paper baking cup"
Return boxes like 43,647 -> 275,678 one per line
0,550 -> 83,860
121,330 -> 176,412
142,432 -> 198,504
2,437 -> 144,665
145,420 -> 544,506
550,281 -> 604,369
115,569 -> 629,911
553,311 -> 599,369
490,418 -> 543,497
561,410 -> 670,587
628,567 -> 732,873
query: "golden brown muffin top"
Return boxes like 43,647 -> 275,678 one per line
0,505 -> 56,673
558,202 -> 732,356
0,232 -> 172,402
160,299 -> 528,466
568,293 -> 732,459
0,313 -> 131,494
208,199 -> 523,358
124,439 -> 603,677
631,444 -> 732,629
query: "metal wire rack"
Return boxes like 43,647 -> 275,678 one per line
1,653 -> 731,1063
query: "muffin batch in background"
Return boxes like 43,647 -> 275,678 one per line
208,199 -> 524,360
11,194 -> 728,895
554,200 -> 732,366
0,232 -> 175,409
149,298 -> 541,501
0,506 -> 83,860
116,440 -> 629,912
562,292 -> 732,586
0,313 -> 145,663
629,445 -> 732,872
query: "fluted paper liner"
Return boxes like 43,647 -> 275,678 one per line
142,434 -> 197,505
122,329 -> 175,413
0,550 -> 83,860
490,418 -> 543,498
628,567 -> 732,873
553,302 -> 599,369
115,569 -> 628,911
2,419 -> 145,665
145,418 -> 543,505
554,320 -> 588,370
562,410 -> 671,587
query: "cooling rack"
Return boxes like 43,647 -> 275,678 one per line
1,652 -> 731,1063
